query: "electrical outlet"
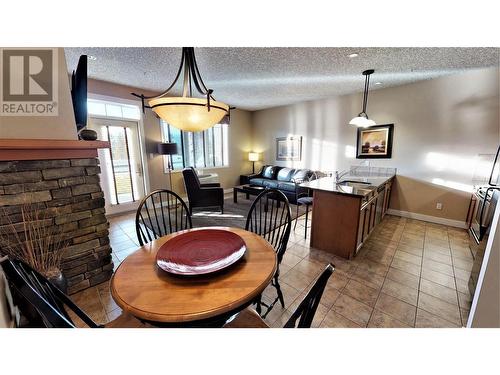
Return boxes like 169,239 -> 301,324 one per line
436,202 -> 443,210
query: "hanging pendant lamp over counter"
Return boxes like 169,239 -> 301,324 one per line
349,69 -> 376,128
132,47 -> 231,132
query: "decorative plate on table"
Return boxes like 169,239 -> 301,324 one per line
156,229 -> 247,275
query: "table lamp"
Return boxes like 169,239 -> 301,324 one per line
158,142 -> 179,190
248,152 -> 259,174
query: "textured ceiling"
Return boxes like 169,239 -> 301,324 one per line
64,47 -> 499,111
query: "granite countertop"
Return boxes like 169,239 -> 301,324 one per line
300,175 -> 395,198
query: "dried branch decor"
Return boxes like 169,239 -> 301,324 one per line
0,204 -> 67,278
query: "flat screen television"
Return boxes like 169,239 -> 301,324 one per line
71,55 -> 88,132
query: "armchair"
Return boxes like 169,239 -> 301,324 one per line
182,167 -> 224,215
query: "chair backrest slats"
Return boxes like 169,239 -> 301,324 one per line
245,189 -> 292,264
135,189 -> 193,246
284,264 -> 335,328
0,257 -> 100,328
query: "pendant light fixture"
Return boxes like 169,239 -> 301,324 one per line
349,69 -> 376,128
132,47 -> 230,132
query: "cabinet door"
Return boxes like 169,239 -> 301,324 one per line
357,207 -> 367,248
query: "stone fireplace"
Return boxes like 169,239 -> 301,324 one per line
0,139 -> 112,294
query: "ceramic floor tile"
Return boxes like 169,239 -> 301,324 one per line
367,309 -> 410,328
455,277 -> 470,294
458,291 -> 472,310
390,257 -> 421,277
396,243 -> 423,256
385,267 -> 420,289
424,243 -> 451,255
415,308 -> 459,328
453,258 -> 473,272
417,292 -> 461,326
425,238 -> 450,249
394,250 -> 422,266
419,278 -> 458,306
343,279 -> 380,307
374,292 -> 416,326
351,267 -> 386,291
332,293 -> 373,327
320,310 -> 361,328
293,258 -> 326,278
422,258 -> 454,277
421,268 -> 456,289
423,250 -> 453,265
381,278 -> 418,306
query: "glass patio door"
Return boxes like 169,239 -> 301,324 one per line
88,117 -> 146,215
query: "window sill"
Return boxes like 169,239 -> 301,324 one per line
165,165 -> 230,174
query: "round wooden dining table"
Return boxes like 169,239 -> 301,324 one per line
110,226 -> 277,327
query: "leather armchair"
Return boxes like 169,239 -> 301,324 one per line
182,167 -> 224,215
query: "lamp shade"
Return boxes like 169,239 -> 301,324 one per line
349,115 -> 376,128
248,152 -> 259,162
149,97 -> 229,132
157,142 -> 179,155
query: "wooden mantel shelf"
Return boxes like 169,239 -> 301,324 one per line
0,139 -> 110,161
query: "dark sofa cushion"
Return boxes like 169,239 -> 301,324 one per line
277,168 -> 296,182
277,182 -> 296,192
262,165 -> 274,179
249,178 -> 267,187
263,180 -> 279,189
291,169 -> 312,182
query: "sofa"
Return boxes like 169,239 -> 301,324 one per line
247,165 -> 315,204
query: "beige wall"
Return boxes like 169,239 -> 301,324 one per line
87,79 -> 253,196
0,48 -> 77,140
252,67 -> 500,222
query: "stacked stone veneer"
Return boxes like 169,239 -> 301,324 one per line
0,158 -> 112,294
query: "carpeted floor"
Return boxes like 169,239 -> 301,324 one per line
191,197 -> 307,229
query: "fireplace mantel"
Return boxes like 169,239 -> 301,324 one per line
0,139 -> 110,161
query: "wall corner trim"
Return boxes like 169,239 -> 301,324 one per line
386,209 -> 467,229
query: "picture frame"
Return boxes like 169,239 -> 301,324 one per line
356,124 -> 394,159
276,136 -> 302,161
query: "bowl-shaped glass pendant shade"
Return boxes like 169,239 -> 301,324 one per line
149,97 -> 229,132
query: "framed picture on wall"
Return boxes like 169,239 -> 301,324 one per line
356,124 -> 394,159
276,136 -> 302,161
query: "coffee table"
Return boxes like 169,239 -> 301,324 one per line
233,184 -> 266,203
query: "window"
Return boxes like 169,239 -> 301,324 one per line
87,99 -> 141,120
161,121 -> 229,171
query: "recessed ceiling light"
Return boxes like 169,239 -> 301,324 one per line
375,82 -> 382,85
348,53 -> 359,58
88,55 -> 97,61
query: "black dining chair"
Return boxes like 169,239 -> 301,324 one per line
224,263 -> 335,328
0,256 -> 146,328
245,189 -> 292,318
293,171 -> 318,239
135,189 -> 192,246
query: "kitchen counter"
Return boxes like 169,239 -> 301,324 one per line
300,175 -> 395,198
302,174 -> 395,259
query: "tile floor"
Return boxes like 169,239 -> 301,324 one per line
70,209 -> 473,328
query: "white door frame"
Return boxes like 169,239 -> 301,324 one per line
88,94 -> 150,193
87,94 -> 151,214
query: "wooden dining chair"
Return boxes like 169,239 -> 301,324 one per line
0,256 -> 148,328
135,189 -> 192,246
224,263 -> 335,328
245,189 -> 292,317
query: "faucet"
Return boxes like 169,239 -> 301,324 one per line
335,170 -> 350,183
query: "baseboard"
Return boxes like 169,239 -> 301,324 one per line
223,188 -> 233,195
386,209 -> 467,229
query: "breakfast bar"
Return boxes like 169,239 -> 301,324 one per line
301,173 -> 395,259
